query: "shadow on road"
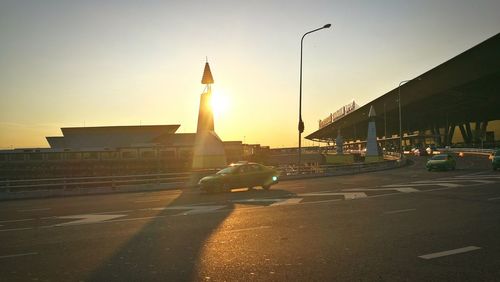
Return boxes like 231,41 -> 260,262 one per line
86,186 -> 294,281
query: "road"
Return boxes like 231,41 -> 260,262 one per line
1,155 -> 499,281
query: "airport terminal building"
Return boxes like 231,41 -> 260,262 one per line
0,125 -> 246,179
306,33 -> 500,151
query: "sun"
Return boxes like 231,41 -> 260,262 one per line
210,89 -> 230,117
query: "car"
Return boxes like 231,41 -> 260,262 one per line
426,145 -> 437,155
198,162 -> 279,193
426,154 -> 456,171
413,148 -> 428,156
492,150 -> 500,171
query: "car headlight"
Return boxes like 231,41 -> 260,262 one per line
272,176 -> 278,181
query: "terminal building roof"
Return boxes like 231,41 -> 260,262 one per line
46,125 -> 181,149
306,32 -> 500,142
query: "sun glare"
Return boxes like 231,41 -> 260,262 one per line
210,90 -> 230,117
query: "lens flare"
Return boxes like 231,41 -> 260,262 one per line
210,90 -> 230,117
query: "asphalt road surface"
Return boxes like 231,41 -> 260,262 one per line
1,155 -> 499,281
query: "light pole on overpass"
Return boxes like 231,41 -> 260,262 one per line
298,23 -> 331,169
398,77 -> 421,157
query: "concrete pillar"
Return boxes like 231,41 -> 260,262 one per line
366,105 -> 381,162
335,129 -> 344,154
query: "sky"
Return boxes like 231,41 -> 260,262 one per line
1,0 -> 499,149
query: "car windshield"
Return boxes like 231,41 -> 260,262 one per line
431,155 -> 448,160
216,165 -> 239,175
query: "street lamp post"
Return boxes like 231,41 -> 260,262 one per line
298,23 -> 331,169
398,78 -> 421,157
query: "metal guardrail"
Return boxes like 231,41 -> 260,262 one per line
0,171 -> 217,193
0,159 -> 405,194
278,159 -> 404,178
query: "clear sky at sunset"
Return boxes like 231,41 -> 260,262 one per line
1,0 -> 499,149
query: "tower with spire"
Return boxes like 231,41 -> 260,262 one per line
197,61 -> 215,133
192,60 -> 227,169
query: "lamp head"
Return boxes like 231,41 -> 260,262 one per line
323,24 -> 332,28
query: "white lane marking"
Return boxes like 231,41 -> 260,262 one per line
224,225 -> 272,233
297,192 -> 336,196
279,185 -> 305,189
55,214 -> 126,227
344,187 -> 419,193
0,218 -> 35,224
270,198 -> 303,206
232,198 -> 285,203
419,246 -> 481,259
97,210 -> 133,215
17,208 -> 51,212
298,192 -> 367,200
0,252 -> 38,259
0,227 -> 33,232
40,214 -> 172,228
338,193 -> 367,200
467,180 -> 496,184
413,180 -> 495,184
454,176 -> 500,180
383,183 -> 462,188
461,171 -> 492,176
383,208 -> 416,215
487,197 -> 500,201
153,205 -> 226,215
134,199 -> 161,203
29,187 -> 444,229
